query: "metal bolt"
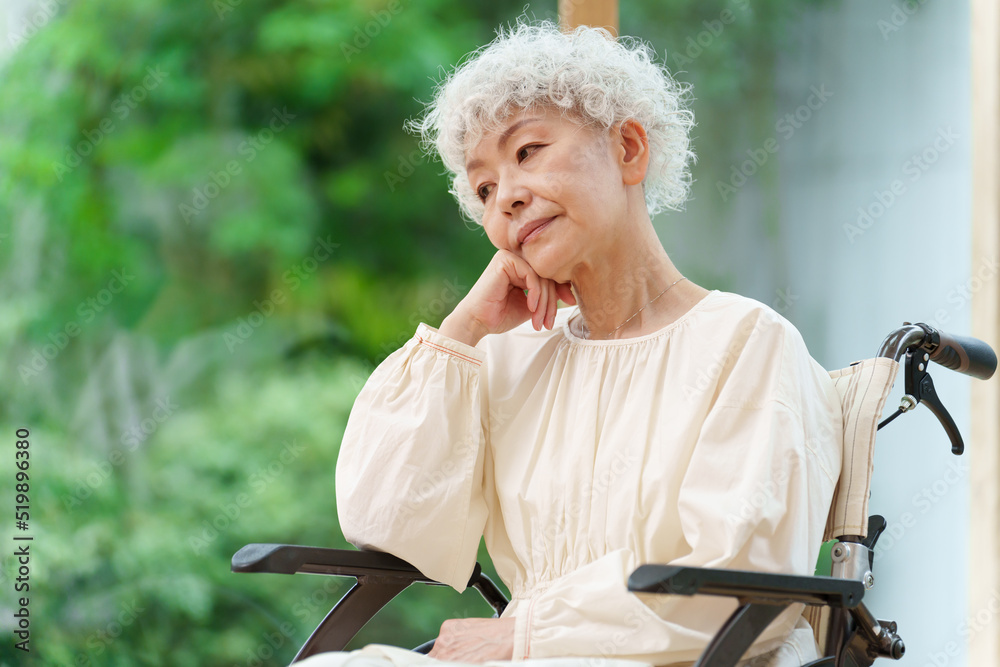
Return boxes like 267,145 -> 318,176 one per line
924,353 -> 929,362
900,395 -> 917,411
864,572 -> 875,589
918,363 -> 925,372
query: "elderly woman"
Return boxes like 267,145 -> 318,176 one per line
314,20 -> 842,667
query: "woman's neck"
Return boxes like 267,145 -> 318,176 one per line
568,224 -> 690,339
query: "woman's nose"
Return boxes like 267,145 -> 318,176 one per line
496,174 -> 532,215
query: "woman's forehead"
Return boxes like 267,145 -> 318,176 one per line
469,107 -> 551,144
464,107 -> 596,163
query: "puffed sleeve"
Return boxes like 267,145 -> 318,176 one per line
335,323 -> 490,592
510,318 -> 842,665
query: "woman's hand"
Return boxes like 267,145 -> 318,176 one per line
440,250 -> 576,346
427,617 -> 515,663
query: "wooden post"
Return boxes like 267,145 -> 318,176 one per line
558,0 -> 619,36
970,0 -> 1000,664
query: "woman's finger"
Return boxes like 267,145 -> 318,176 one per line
515,256 -> 543,315
526,270 -> 540,313
494,250 -> 567,332
539,280 -> 552,329
555,281 -> 576,305
534,279 -> 547,330
546,281 -> 558,329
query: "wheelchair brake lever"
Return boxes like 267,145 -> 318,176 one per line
861,516 -> 886,552
904,350 -> 965,455
862,516 -> 887,571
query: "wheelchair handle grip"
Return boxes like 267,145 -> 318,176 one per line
929,328 -> 997,380
878,323 -> 997,380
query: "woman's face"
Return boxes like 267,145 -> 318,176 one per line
465,106 -> 635,283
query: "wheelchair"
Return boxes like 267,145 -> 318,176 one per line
232,321 -> 997,667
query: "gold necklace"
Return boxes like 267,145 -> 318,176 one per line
580,277 -> 688,340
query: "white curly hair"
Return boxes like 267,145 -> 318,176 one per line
406,19 -> 697,224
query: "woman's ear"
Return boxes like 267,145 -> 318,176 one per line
616,119 -> 650,186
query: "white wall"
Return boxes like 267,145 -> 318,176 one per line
658,1 -> 974,663
706,1 -> 974,664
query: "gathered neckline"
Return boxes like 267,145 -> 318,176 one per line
560,290 -> 720,347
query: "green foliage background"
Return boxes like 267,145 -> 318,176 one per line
0,0 -> 832,664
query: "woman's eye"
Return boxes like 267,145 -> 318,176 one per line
477,184 -> 493,201
517,144 -> 540,162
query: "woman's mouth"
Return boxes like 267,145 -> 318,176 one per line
521,216 -> 556,246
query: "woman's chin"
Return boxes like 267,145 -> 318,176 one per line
526,259 -> 563,284
523,246 -> 566,282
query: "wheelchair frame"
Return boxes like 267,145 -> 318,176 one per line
232,322 -> 996,667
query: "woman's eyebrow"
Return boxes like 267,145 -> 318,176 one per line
497,118 -> 541,150
467,118 -> 543,172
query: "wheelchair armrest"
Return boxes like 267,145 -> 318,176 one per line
232,543 -> 437,583
628,565 -> 864,609
629,566 -> 866,667
232,544 -> 509,662
232,544 -> 434,661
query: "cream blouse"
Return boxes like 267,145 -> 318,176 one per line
335,291 -> 844,667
